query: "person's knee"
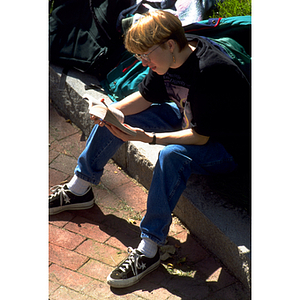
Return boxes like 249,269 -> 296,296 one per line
159,145 -> 178,160
158,145 -> 191,169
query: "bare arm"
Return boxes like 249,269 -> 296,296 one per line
107,124 -> 209,146
93,90 -> 209,146
153,128 -> 209,145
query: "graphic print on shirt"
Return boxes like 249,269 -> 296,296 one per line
164,78 -> 193,129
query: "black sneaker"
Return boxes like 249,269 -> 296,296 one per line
49,184 -> 94,215
107,247 -> 160,288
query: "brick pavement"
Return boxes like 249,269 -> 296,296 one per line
49,103 -> 249,299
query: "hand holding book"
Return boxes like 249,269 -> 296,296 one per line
83,94 -> 137,136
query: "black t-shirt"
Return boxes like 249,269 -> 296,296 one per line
139,35 -> 250,167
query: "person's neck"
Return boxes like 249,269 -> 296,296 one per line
171,44 -> 195,69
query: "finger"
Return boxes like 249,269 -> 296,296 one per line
90,115 -> 99,122
90,115 -> 104,126
106,124 -> 127,140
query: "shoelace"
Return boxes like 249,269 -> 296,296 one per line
119,247 -> 146,276
49,185 -> 70,205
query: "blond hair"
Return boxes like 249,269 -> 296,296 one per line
124,10 -> 188,54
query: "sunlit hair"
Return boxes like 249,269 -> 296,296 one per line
124,10 -> 188,54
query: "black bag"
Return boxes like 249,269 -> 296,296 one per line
49,0 -> 135,78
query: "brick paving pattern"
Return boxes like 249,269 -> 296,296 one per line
49,103 -> 249,299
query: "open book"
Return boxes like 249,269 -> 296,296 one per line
83,94 -> 136,136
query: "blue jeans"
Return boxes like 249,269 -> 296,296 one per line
75,102 -> 237,246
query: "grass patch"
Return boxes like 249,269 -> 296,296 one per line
209,0 -> 251,18
49,0 -> 54,14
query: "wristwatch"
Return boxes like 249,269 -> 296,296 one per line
149,132 -> 156,145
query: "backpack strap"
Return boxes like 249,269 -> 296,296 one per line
58,67 -> 69,91
89,0 -> 112,42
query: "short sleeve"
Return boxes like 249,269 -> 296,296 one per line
138,69 -> 169,103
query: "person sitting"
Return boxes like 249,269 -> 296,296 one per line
49,10 -> 250,288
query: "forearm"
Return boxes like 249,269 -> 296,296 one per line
110,91 -> 151,116
146,128 -> 209,146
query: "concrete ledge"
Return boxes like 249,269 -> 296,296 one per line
49,64 -> 251,290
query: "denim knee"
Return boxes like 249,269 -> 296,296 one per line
158,142 -> 238,176
156,145 -> 192,185
158,145 -> 191,166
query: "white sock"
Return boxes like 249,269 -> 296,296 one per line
67,175 -> 91,196
137,238 -> 158,258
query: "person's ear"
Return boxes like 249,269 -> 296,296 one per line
166,39 -> 176,52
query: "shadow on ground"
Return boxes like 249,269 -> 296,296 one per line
50,203 -> 248,300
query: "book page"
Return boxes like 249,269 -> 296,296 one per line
84,95 -> 136,136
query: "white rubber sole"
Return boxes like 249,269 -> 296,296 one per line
107,259 -> 161,288
49,199 -> 95,215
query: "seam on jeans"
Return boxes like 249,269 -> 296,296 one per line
168,159 -> 191,203
140,233 -> 164,247
92,137 -> 117,166
74,171 -> 98,185
89,135 -> 123,182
